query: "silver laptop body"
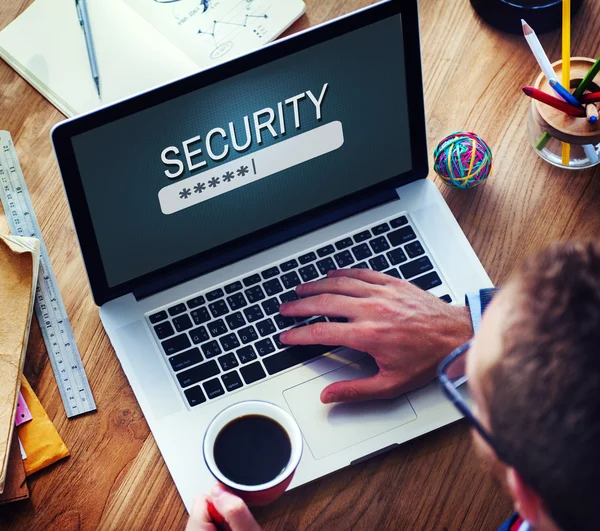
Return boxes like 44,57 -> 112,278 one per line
52,0 -> 491,511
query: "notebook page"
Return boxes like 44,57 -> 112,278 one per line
0,0 -> 198,117
124,0 -> 306,69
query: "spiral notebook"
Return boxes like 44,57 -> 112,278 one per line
0,0 -> 305,117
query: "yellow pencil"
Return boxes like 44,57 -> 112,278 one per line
562,0 -> 571,166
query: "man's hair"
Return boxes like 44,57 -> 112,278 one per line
487,241 -> 600,531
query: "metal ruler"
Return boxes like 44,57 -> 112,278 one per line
0,131 -> 96,418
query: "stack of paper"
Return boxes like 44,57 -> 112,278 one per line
0,235 -> 40,494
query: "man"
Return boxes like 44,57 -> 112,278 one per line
187,241 -> 600,531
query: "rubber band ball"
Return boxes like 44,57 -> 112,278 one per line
433,132 -> 493,189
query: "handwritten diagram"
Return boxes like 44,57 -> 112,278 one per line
198,13 -> 269,41
124,0 -> 300,69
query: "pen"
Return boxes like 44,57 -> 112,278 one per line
561,0 -> 571,166
522,86 -> 586,117
522,18 -> 557,152
549,79 -> 581,108
207,502 -> 232,531
75,0 -> 101,97
583,144 -> 599,163
521,20 -> 556,84
586,103 -> 598,123
573,57 -> 600,100
580,92 -> 600,104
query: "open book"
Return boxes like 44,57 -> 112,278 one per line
0,235 -> 40,494
0,0 -> 305,117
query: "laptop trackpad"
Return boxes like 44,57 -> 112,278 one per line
283,356 -> 417,460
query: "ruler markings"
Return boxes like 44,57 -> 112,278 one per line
0,132 -> 96,418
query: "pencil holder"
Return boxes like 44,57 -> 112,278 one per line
527,57 -> 600,169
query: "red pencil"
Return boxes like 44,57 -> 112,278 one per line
522,86 -> 586,117
580,91 -> 600,104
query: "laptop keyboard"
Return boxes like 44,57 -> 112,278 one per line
147,214 -> 453,409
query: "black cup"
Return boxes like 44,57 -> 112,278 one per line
470,0 -> 584,34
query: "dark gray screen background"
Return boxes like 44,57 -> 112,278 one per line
71,15 -> 412,287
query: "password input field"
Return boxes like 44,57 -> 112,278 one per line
158,120 -> 344,215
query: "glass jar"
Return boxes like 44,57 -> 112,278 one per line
527,58 -> 600,170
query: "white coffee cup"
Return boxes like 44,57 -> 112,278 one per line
203,400 -> 303,506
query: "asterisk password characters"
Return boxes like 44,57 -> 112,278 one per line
178,162 -> 255,200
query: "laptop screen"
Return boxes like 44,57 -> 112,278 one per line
70,13 -> 412,289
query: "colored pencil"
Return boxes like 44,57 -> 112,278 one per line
536,133 -> 551,151
522,19 -> 556,151
586,104 -> 599,123
561,0 -> 571,166
521,20 -> 557,84
522,86 -> 586,116
573,57 -> 600,100
583,144 -> 599,164
580,92 -> 600,104
549,79 -> 581,107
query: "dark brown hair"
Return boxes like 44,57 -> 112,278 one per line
487,241 -> 600,531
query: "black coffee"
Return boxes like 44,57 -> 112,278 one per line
213,414 -> 291,486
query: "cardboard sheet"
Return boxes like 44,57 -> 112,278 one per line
0,432 -> 29,505
0,235 -> 40,493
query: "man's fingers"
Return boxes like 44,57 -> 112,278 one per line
321,370 -> 437,404
327,268 -> 392,285
210,485 -> 262,531
280,322 -> 362,349
320,373 -> 401,404
295,276 -> 383,299
186,494 -> 215,531
279,293 -> 360,319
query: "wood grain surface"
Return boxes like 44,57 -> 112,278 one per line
1,0 -> 599,529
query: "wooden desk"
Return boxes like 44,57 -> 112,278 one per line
1,0 -> 599,528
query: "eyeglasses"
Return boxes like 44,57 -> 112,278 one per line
437,340 -> 509,464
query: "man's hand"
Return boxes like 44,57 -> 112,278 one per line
186,484 -> 262,531
279,269 -> 472,404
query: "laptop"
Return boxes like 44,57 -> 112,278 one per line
51,0 -> 492,511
